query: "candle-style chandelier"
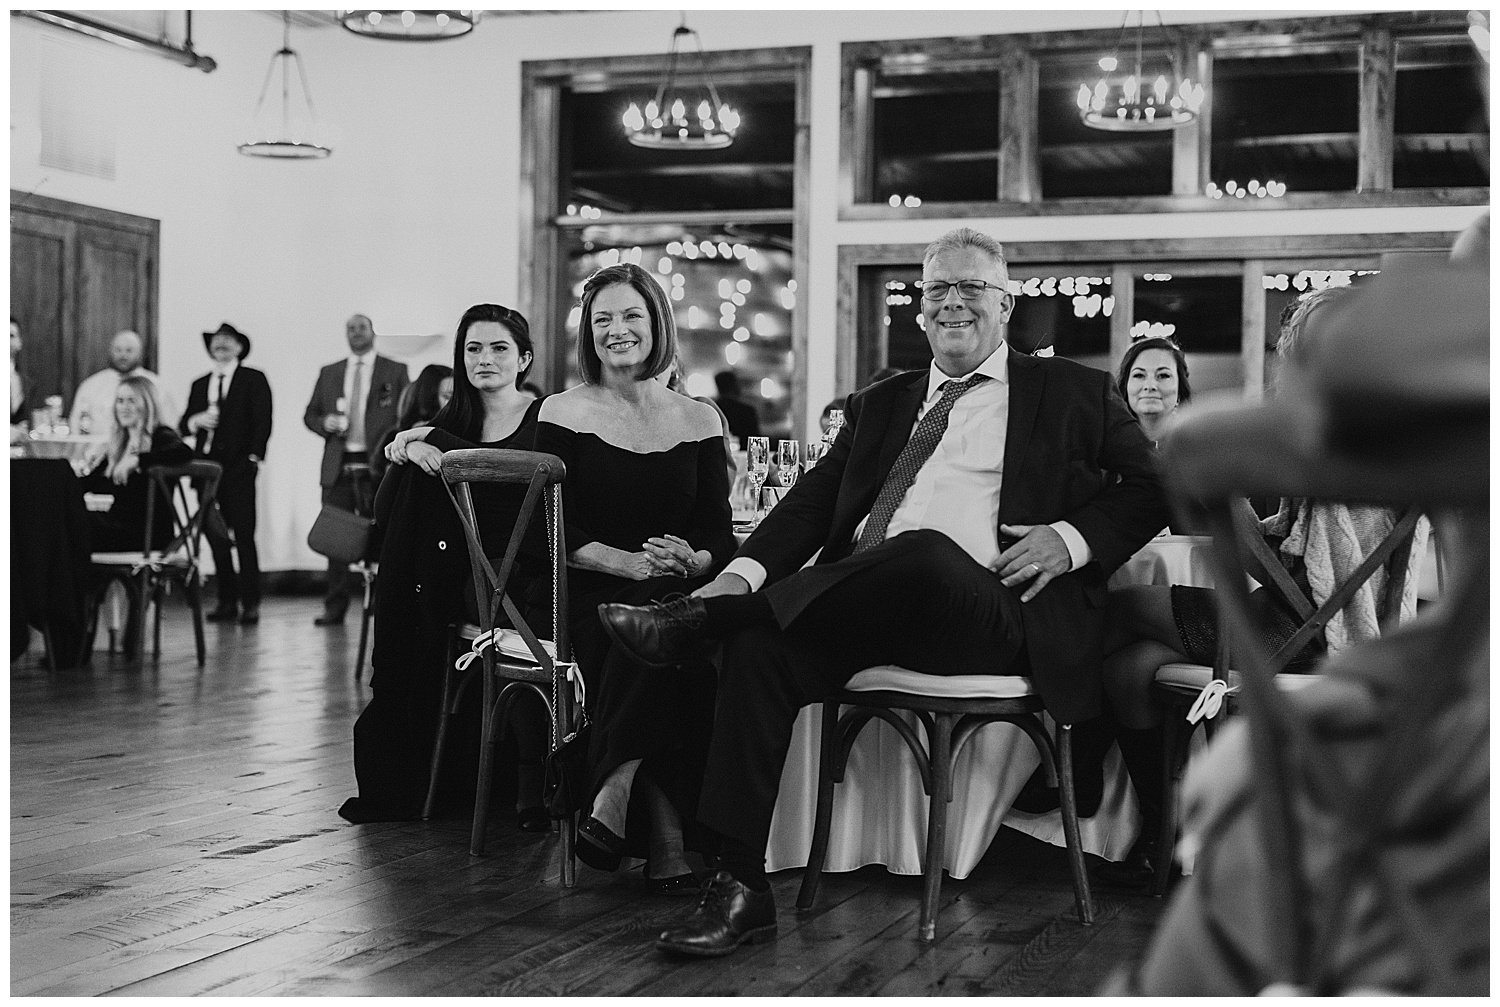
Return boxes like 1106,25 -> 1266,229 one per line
1076,10 -> 1203,132
238,11 -> 331,159
621,15 -> 740,150
338,10 -> 477,41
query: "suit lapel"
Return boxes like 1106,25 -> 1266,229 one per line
874,373 -> 927,482
999,349 -> 1044,518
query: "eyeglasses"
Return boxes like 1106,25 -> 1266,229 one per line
918,279 -> 1008,301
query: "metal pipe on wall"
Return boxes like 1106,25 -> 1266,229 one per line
15,10 -> 217,72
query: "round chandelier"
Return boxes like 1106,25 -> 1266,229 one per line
238,11 -> 331,159
622,17 -> 740,150
1076,10 -> 1203,132
338,10 -> 477,41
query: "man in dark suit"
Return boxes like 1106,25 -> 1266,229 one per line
181,322 -> 273,625
713,370 -> 761,449
303,314 -> 408,626
600,227 -> 1169,957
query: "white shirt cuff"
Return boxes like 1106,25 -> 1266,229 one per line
722,556 -> 768,593
1050,521 -> 1092,572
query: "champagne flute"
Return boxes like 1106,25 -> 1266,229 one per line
777,439 -> 801,489
804,439 -> 828,471
746,436 -> 770,525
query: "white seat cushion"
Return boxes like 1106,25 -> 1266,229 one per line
91,550 -> 188,568
458,624 -> 555,662
843,666 -> 1035,700
1155,662 -> 1318,692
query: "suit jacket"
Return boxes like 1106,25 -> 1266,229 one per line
303,355 -> 409,487
739,349 -> 1168,723
180,366 -> 273,469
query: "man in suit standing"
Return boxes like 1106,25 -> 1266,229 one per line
303,314 -> 408,626
181,322 -> 273,625
600,227 -> 1169,957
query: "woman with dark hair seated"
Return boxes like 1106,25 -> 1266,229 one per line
339,303 -> 550,827
367,363 -> 452,485
1114,335 -> 1191,445
536,262 -> 735,894
1097,285 -> 1425,888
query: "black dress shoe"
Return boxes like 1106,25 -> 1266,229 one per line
575,815 -> 626,872
598,596 -> 712,668
314,612 -> 345,627
238,607 -> 260,625
205,605 -> 239,623
656,871 -> 777,957
1095,840 -> 1160,890
515,806 -> 551,833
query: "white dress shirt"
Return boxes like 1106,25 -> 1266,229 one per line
341,350 -> 377,452
723,343 -> 1090,592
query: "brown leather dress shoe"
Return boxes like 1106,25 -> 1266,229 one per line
655,871 -> 777,957
598,596 -> 712,668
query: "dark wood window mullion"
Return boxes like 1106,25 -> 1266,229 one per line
1172,38 -> 1211,196
845,63 -> 876,206
1358,26 -> 1396,193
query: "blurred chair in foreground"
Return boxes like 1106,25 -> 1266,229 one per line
1110,233 -> 1488,995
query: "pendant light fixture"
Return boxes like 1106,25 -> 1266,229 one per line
622,14 -> 740,150
238,11 -> 331,159
337,10 -> 478,41
1076,10 -> 1203,132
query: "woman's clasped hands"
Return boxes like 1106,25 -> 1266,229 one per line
386,426 -> 443,475
641,533 -> 705,580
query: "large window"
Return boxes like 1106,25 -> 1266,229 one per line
1037,53 -> 1175,199
869,66 -> 998,205
523,49 -> 809,436
1393,37 -> 1489,189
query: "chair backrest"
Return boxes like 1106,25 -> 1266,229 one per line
143,460 -> 222,567
438,447 -> 572,695
1216,496 -> 1423,677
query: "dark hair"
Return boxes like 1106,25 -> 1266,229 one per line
575,263 -> 675,385
1115,336 -> 1192,412
397,363 -> 453,430
430,303 -> 534,441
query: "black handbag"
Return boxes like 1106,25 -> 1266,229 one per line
306,505 -> 374,565
543,722 -> 592,819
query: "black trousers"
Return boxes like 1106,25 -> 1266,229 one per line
697,530 -> 1025,855
207,461 -> 261,609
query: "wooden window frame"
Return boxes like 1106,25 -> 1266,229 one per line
840,11 -> 1485,219
836,231 -> 1458,403
520,47 -> 811,429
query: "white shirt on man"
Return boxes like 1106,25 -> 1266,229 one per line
341,349 -> 377,452
722,342 -> 1089,592
69,367 -> 180,440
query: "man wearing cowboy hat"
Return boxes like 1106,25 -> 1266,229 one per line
181,322 -> 274,625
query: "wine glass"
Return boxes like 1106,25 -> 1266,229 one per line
777,440 -> 800,489
746,437 -> 770,524
804,439 -> 828,472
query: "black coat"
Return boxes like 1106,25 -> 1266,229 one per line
180,366 -> 273,467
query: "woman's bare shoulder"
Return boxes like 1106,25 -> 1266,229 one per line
537,385 -> 597,426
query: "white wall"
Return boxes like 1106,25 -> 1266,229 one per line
10,10 -> 1484,572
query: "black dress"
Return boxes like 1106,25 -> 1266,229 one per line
340,398 -> 548,824
534,421 -> 736,856
79,426 -> 193,553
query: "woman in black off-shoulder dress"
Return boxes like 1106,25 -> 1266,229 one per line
537,263 -> 735,895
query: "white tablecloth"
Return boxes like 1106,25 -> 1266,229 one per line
764,534 -> 1215,878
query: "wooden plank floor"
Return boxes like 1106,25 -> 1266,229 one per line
11,596 -> 1166,996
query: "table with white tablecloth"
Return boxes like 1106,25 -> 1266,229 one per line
764,534 -> 1214,878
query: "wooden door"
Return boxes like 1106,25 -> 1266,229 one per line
10,191 -> 159,415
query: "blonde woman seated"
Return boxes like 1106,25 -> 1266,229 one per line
536,263 -> 736,895
78,375 -> 192,653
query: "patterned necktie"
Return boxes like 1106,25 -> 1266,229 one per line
853,372 -> 989,554
348,360 -> 366,449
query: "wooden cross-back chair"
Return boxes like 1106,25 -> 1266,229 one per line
1151,496 -> 1424,897
87,460 -> 222,666
424,448 -> 579,879
795,667 -> 1095,941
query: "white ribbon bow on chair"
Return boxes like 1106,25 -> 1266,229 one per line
1186,679 -> 1230,725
